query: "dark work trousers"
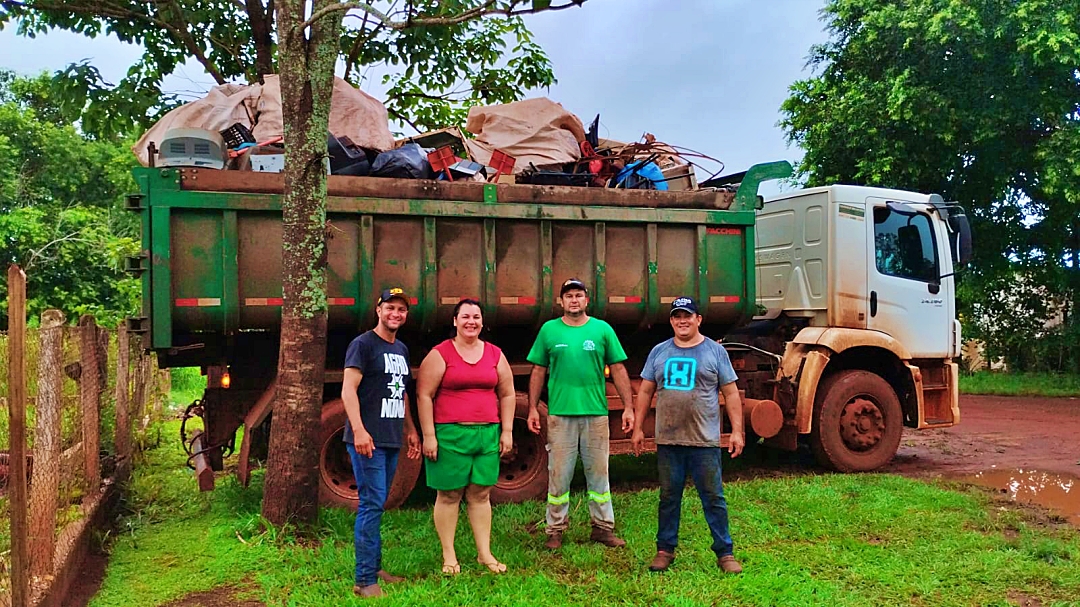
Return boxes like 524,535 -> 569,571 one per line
656,444 -> 733,556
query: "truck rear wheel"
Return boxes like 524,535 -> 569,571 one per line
809,370 -> 903,472
490,396 -> 548,504
318,399 -> 422,510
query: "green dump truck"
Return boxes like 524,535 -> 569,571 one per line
127,160 -> 971,508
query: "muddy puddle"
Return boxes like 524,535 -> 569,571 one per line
961,467 -> 1079,525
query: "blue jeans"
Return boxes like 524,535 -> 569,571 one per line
656,445 -> 733,557
347,444 -> 399,586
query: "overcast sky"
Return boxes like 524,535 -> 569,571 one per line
0,0 -> 827,184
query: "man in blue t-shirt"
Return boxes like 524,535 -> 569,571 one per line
342,288 -> 421,598
631,296 -> 745,575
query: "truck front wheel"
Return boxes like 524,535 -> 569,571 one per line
318,398 -> 422,510
489,395 -> 549,504
809,370 -> 903,472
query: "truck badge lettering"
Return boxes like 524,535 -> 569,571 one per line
839,204 -> 865,219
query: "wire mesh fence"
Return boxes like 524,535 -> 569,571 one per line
1,313 -> 170,605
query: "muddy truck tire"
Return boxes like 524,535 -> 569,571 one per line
318,399 -> 422,510
809,370 -> 903,472
490,395 -> 549,504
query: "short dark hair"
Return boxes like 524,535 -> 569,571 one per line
452,298 -> 483,318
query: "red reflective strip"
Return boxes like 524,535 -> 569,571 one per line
608,296 -> 642,304
244,297 -> 283,306
499,296 -> 537,305
328,297 -> 355,306
176,298 -> 221,307
440,296 -> 479,305
709,295 -> 741,303
409,297 -> 419,305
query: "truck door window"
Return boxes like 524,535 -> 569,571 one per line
873,206 -> 939,282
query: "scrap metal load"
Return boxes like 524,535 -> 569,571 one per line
135,77 -> 736,209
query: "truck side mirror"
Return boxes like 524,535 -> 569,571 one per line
948,212 -> 973,267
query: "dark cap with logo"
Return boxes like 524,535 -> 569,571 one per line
669,296 -> 699,316
377,287 -> 410,308
560,278 -> 589,296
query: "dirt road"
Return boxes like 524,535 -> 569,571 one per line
888,394 -> 1080,477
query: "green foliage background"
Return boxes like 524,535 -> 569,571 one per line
0,71 -> 141,327
781,0 -> 1080,372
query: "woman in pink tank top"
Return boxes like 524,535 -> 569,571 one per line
416,299 -> 515,575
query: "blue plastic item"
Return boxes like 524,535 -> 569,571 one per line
614,161 -> 668,190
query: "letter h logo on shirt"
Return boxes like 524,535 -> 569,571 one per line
663,358 -> 697,391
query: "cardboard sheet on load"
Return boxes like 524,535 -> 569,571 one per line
464,97 -> 585,173
133,75 -> 395,166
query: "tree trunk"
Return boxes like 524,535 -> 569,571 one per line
261,0 -> 341,528
247,0 -> 276,79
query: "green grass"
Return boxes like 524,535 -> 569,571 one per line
961,371 -> 1080,398
87,421 -> 1080,607
169,366 -> 206,407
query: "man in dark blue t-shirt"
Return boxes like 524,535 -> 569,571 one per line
342,287 -> 421,598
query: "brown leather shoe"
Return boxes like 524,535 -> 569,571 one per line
648,550 -> 676,572
377,570 -> 405,584
718,554 -> 743,574
354,583 -> 385,598
590,526 -> 626,548
544,532 -> 563,549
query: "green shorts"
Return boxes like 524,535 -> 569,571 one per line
425,423 -> 500,491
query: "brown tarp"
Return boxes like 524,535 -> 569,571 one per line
463,97 -> 585,173
133,75 -> 395,166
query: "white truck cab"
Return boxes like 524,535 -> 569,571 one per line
736,185 -> 973,471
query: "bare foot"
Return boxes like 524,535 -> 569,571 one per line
441,561 -> 461,575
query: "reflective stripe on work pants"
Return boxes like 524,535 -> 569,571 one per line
544,414 -> 615,533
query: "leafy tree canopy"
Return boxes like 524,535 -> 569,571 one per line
0,0 -> 581,138
0,70 -> 140,326
781,0 -> 1080,370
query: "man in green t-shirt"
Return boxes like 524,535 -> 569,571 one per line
527,278 -> 636,549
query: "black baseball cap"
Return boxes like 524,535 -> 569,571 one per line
377,287 -> 410,308
560,278 -> 589,296
669,296 -> 699,316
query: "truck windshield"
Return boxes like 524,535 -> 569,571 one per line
873,207 -> 939,283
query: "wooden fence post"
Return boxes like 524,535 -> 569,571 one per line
6,264 -> 30,607
161,368 -> 172,412
114,324 -> 131,477
131,340 -> 147,429
79,315 -> 101,492
29,309 -> 65,580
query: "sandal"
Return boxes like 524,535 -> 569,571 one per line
441,562 -> 461,575
477,558 -> 507,574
